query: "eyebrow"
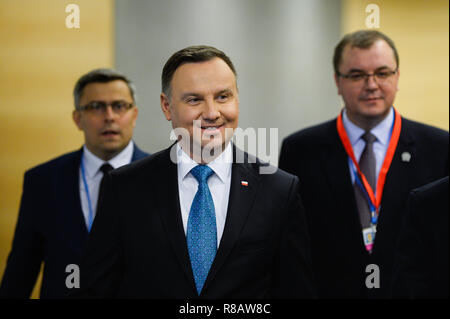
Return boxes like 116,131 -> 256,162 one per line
180,88 -> 234,100
180,92 -> 201,100
347,65 -> 393,73
216,89 -> 233,96
90,99 -> 129,102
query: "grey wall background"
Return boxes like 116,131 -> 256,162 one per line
115,0 -> 342,166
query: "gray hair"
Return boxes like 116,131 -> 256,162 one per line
73,68 -> 137,109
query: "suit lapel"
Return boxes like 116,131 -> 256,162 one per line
60,149 -> 88,250
155,146 -> 197,294
63,145 -> 147,254
202,147 -> 260,295
155,145 -> 260,295
374,119 -> 414,246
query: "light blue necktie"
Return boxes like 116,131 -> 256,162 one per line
187,165 -> 217,295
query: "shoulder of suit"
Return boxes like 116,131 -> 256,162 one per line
401,117 -> 449,141
237,148 -> 298,185
282,118 -> 337,147
25,149 -> 82,178
110,147 -> 168,178
132,144 -> 151,160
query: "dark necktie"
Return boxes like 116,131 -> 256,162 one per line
186,165 -> 217,295
100,163 -> 114,175
354,132 -> 377,229
97,163 -> 114,210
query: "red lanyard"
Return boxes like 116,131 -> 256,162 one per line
336,108 -> 402,214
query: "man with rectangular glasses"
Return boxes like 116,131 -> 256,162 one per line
279,30 -> 449,298
0,69 -> 149,298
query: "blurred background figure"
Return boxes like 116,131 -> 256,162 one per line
0,69 -> 149,298
279,30 -> 448,298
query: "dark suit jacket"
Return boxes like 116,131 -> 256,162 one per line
279,117 -> 449,298
391,176 -> 449,298
0,144 -> 149,299
77,145 -> 316,298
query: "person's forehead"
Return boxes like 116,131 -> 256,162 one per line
81,80 -> 132,101
340,40 -> 397,71
171,58 -> 237,92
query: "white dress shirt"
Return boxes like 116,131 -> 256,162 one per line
79,141 -> 134,228
177,142 -> 233,248
342,107 -> 394,193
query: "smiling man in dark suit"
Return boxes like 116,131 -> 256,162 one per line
0,69 -> 149,298
279,30 -> 449,298
78,46 -> 315,298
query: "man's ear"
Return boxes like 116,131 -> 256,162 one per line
72,110 -> 83,130
160,93 -> 172,121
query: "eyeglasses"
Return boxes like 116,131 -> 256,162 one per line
77,101 -> 134,115
337,68 -> 398,83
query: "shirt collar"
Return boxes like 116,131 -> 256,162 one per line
371,107 -> 394,146
177,142 -> 233,184
82,141 -> 134,178
342,107 -> 394,146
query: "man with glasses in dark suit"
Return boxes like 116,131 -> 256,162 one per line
279,30 -> 449,298
0,69 -> 149,298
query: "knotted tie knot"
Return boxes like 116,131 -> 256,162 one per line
190,165 -> 214,185
362,131 -> 377,145
100,163 -> 114,175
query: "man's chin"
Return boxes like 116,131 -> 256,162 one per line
358,104 -> 390,118
100,142 -> 127,154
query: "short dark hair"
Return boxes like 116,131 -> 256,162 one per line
73,68 -> 136,109
333,30 -> 399,74
161,45 -> 237,97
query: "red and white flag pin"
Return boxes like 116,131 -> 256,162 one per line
241,181 -> 248,186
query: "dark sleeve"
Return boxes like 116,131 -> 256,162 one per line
271,176 -> 317,298
0,171 -> 44,298
75,173 -> 124,298
278,138 -> 292,173
391,192 -> 430,298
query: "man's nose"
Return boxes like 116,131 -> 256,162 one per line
104,105 -> 116,121
203,99 -> 220,121
365,74 -> 379,90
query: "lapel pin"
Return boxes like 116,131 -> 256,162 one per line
241,181 -> 248,187
401,152 -> 411,162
